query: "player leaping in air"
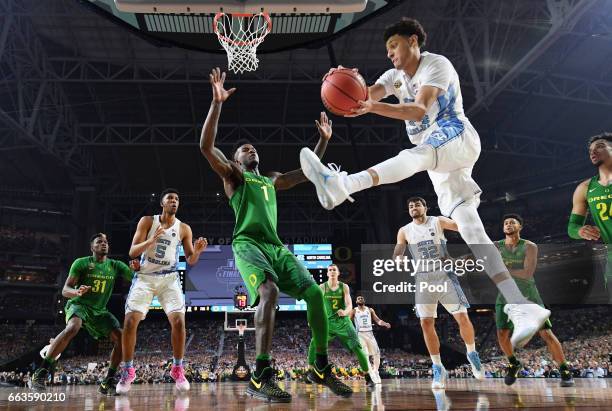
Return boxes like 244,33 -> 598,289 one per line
299,17 -> 549,349
200,68 -> 352,403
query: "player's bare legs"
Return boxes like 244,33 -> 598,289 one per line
167,311 -> 190,391
419,318 -> 447,389
29,317 -> 82,391
116,311 -> 143,394
255,279 -> 278,356
453,312 -> 484,380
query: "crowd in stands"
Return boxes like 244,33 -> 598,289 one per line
2,306 -> 612,387
0,322 -> 62,364
0,227 -> 61,255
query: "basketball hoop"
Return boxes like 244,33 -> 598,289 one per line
213,12 -> 272,74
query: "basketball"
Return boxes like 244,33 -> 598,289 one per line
321,68 -> 368,116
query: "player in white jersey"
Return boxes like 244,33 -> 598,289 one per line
300,17 -> 549,349
116,188 -> 208,394
393,197 -> 484,389
350,295 -> 390,384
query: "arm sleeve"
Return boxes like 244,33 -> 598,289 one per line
68,258 -> 83,279
374,69 -> 397,99
420,56 -> 453,91
116,260 -> 135,282
568,213 -> 586,239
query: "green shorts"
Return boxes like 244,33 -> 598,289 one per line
232,238 -> 317,306
495,277 -> 552,330
65,300 -> 120,340
327,316 -> 362,352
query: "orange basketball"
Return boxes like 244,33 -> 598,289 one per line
321,68 -> 368,116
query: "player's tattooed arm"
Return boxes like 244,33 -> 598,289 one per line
392,228 -> 408,260
62,275 -> 91,299
570,179 -> 600,240
271,112 -> 332,191
181,223 -> 208,266
370,308 -> 391,328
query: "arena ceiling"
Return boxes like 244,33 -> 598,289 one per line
1,0 -> 611,197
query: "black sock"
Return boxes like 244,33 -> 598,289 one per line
508,355 -> 520,365
255,359 -> 271,377
315,354 -> 328,370
106,367 -> 117,380
40,357 -> 54,370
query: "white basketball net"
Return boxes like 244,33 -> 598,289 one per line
214,13 -> 272,74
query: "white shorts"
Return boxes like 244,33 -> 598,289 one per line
358,331 -> 380,356
415,271 -> 469,319
125,272 -> 185,318
424,122 -> 482,217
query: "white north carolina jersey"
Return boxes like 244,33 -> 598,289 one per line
403,216 -> 447,274
375,52 -> 470,146
354,307 -> 373,332
139,215 -> 182,275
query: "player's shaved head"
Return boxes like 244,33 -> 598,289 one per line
503,213 -> 523,226
90,232 -> 107,244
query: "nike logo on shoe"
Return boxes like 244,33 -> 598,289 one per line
250,378 -> 262,389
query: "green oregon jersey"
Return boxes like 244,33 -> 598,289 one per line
68,256 -> 132,310
497,239 -> 526,270
587,176 -> 612,244
323,281 -> 345,316
230,171 -> 283,246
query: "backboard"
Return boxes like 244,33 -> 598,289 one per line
83,0 -> 401,53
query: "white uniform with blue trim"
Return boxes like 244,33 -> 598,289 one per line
402,216 -> 469,318
125,215 -> 185,317
354,307 -> 380,356
375,52 -> 482,216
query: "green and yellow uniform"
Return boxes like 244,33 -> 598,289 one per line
586,176 -> 612,286
65,256 -> 133,339
322,282 -> 362,351
495,239 -> 552,330
230,171 -> 316,305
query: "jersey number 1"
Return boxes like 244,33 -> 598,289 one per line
261,185 -> 269,201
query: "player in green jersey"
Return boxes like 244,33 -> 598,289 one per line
306,264 -> 374,386
200,68 -> 352,402
29,233 -> 134,394
495,214 -> 573,387
569,133 -> 612,303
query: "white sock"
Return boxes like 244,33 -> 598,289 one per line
466,343 -> 476,353
497,279 -> 528,304
451,203 -> 528,304
343,171 -> 373,195
431,354 -> 442,366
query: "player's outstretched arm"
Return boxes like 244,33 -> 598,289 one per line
200,67 -> 237,179
569,179 -> 600,240
348,85 -> 441,120
392,228 -> 408,260
181,223 -> 208,266
270,111 -> 332,191
370,308 -> 391,328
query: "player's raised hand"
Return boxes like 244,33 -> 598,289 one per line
129,259 -> 141,271
579,225 -> 601,241
194,237 -> 208,253
77,285 -> 91,296
210,67 -> 236,103
346,98 -> 374,117
315,111 -> 333,140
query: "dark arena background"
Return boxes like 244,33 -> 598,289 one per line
2,0 -> 612,410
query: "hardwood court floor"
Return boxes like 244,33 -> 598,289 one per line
1,378 -> 611,410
